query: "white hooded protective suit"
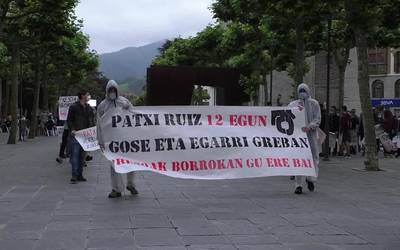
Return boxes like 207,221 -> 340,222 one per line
289,83 -> 321,185
97,80 -> 135,192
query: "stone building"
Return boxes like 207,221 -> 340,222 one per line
254,48 -> 400,115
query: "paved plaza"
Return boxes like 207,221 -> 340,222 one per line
0,135 -> 399,250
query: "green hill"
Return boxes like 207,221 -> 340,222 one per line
118,78 -> 146,95
99,41 -> 164,95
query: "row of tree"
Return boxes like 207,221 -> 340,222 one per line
154,0 -> 400,170
0,0 -> 105,144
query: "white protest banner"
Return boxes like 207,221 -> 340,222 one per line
58,96 -> 78,120
74,126 -> 100,151
98,106 -> 317,179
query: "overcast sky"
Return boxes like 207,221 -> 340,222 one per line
76,0 -> 215,54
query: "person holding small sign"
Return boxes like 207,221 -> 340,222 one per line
289,83 -> 321,195
97,80 -> 138,198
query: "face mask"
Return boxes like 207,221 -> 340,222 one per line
299,92 -> 308,100
109,92 -> 117,100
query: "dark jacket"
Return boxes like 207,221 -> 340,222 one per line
340,112 -> 351,131
67,101 -> 95,132
351,116 -> 359,130
329,114 -> 340,133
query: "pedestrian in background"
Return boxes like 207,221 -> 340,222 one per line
329,106 -> 340,155
45,115 -> 56,136
56,122 -> 70,164
339,105 -> 352,157
350,109 -> 360,154
383,108 -> 395,139
19,116 -> 28,141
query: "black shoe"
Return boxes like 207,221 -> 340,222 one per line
56,158 -> 63,164
108,190 -> 122,198
294,186 -> 303,194
60,154 -> 67,159
70,177 -> 77,184
85,155 -> 93,161
77,176 -> 87,182
127,186 -> 138,195
290,176 -> 295,180
83,162 -> 88,167
306,180 -> 315,192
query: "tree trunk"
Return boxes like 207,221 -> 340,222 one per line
4,79 -> 10,116
263,73 -> 268,106
334,49 -> 350,109
29,51 -> 41,139
346,0 -> 379,170
354,37 -> 379,170
0,78 -> 2,118
40,58 -> 48,111
294,16 -> 305,87
7,43 -> 20,144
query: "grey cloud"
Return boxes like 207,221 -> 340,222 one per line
76,0 -> 215,53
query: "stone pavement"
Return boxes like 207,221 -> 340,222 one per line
0,135 -> 399,250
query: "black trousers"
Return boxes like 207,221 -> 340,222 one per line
59,129 -> 70,157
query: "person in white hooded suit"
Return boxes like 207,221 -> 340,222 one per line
289,83 -> 321,194
97,80 -> 138,198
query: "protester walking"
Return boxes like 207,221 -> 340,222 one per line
289,83 -> 321,195
66,91 -> 95,184
97,80 -> 138,198
56,122 -> 70,164
339,105 -> 352,157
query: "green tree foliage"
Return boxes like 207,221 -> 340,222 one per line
0,0 -> 102,143
191,86 -> 210,106
155,0 -> 400,170
212,0 -> 327,86
154,23 -> 272,98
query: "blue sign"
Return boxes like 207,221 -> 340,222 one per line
371,99 -> 400,107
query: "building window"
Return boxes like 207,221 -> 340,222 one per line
372,80 -> 384,98
395,79 -> 400,98
394,51 -> 400,74
368,48 -> 388,75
